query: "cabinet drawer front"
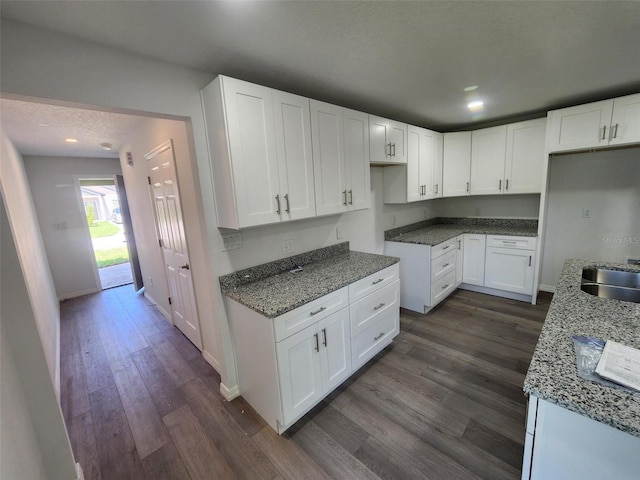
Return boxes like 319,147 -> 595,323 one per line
348,264 -> 399,303
430,270 -> 456,306
486,235 -> 536,250
430,250 -> 456,283
431,238 -> 457,260
351,310 -> 399,370
274,288 -> 348,342
349,280 -> 399,338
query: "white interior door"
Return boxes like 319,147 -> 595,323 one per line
146,141 -> 202,349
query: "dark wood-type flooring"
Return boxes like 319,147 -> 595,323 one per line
60,284 -> 551,480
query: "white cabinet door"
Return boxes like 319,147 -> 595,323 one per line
470,125 -> 507,195
272,90 -> 316,221
343,109 -> 371,211
369,115 -> 407,164
547,100 -> 613,153
311,100 -> 347,216
318,309 -> 352,393
462,234 -> 486,286
406,126 -> 423,202
505,118 -> 546,194
455,235 -> 464,287
442,132 -> 472,197
276,324 -> 323,426
221,77 -> 282,227
609,93 -> 640,146
485,247 -> 535,295
433,133 -> 443,198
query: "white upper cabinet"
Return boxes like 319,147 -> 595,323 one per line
311,101 -> 370,216
442,132 -> 472,197
505,118 -> 546,194
369,115 -> 408,164
382,126 -> 440,203
202,76 -> 315,229
547,93 -> 640,153
470,125 -> 507,195
433,133 -> 443,198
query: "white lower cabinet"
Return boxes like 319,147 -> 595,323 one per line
455,235 -> 464,286
228,264 -> 400,433
462,234 -> 486,286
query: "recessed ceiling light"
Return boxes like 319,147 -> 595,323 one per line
467,100 -> 484,112
38,123 -> 50,127
464,85 -> 479,92
100,142 -> 112,151
65,138 -> 78,143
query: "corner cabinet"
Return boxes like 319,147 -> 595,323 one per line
311,101 -> 371,216
227,265 -> 400,433
369,115 -> 408,164
442,132 -> 472,197
547,93 -> 640,153
202,76 -> 315,229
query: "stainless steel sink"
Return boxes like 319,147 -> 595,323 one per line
582,268 -> 640,289
581,267 -> 640,303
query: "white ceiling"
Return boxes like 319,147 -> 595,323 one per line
1,0 -> 640,157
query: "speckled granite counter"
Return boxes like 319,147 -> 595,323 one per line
385,217 -> 537,245
219,242 -> 399,318
524,259 -> 640,437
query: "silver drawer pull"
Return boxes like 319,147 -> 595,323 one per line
442,263 -> 450,268
502,240 -> 517,244
442,245 -> 451,250
314,333 -> 319,352
373,332 -> 385,341
310,306 -> 326,316
372,278 -> 384,285
373,302 -> 386,311
442,284 -> 450,290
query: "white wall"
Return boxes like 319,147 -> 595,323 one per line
540,147 -> 640,288
0,134 -> 77,480
435,193 -> 540,219
23,156 -> 123,299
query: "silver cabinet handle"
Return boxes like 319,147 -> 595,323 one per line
310,306 -> 326,316
314,333 -> 319,352
386,143 -> 392,156
499,179 -> 502,191
391,143 -> 396,157
601,125 -> 607,141
372,278 -> 384,285
348,190 -> 353,205
435,184 -> 438,194
342,190 -> 348,205
442,263 -> 450,268
466,181 -> 469,192
613,123 -> 619,139
529,255 -> 532,267
275,194 -> 281,215
284,193 -> 290,213
442,245 -> 451,250
502,240 -> 517,245
374,332 -> 385,341
442,284 -> 450,290
458,240 -> 461,249
373,302 -> 386,311
180,263 -> 190,270
322,328 -> 327,347
506,179 -> 509,191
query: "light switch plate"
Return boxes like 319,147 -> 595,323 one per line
222,231 -> 242,250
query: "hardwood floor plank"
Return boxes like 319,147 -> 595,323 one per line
66,411 -> 102,480
462,419 -> 523,470
307,402 -> 369,454
354,435 -> 437,480
182,378 -> 279,480
89,384 -> 146,480
131,347 -> 187,418
125,396 -> 172,459
147,333 -> 197,386
99,323 -> 135,373
164,326 -> 201,361
164,404 -> 236,480
141,442 -> 192,480
82,340 -> 115,394
253,426 -> 332,480
61,352 -> 91,421
112,364 -> 149,409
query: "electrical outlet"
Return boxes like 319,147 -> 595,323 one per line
582,208 -> 591,218
282,239 -> 294,254
336,227 -> 343,240
222,231 -> 243,250
148,276 -> 153,286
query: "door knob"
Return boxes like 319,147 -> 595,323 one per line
180,263 -> 190,270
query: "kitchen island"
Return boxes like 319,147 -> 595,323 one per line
522,258 -> 640,480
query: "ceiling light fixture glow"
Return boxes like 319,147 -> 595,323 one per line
464,85 -> 478,92
65,138 -> 78,143
100,142 -> 112,151
467,100 -> 484,112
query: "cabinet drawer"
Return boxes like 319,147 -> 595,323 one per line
430,270 -> 456,306
351,310 -> 399,370
431,238 -> 457,260
349,264 -> 399,303
430,250 -> 456,283
273,287 -> 348,342
349,280 -> 399,338
486,235 -> 536,250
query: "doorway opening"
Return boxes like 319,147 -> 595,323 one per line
79,177 -> 139,290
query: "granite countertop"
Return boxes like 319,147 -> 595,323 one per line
219,242 -> 399,318
384,217 -> 538,246
524,259 -> 640,437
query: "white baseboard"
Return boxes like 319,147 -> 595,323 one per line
539,284 -> 556,293
220,382 -> 240,401
76,462 -> 85,480
143,291 -> 171,321
202,349 -> 220,373
59,287 -> 100,300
